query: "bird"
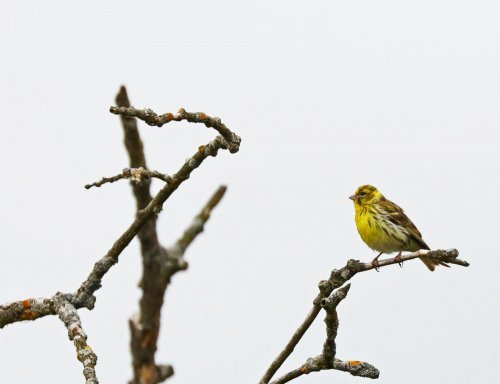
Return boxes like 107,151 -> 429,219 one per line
349,184 -> 448,271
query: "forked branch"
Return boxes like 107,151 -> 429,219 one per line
0,86 -> 240,384
113,87 -> 236,384
270,284 -> 378,384
128,185 -> 227,384
260,249 -> 469,384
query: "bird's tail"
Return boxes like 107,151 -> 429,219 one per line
419,256 -> 450,271
419,256 -> 437,271
420,240 -> 450,271
418,241 -> 450,271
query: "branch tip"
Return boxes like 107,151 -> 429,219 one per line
85,168 -> 172,190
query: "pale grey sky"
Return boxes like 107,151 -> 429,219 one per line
1,1 -> 499,383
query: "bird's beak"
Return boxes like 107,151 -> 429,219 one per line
349,194 -> 358,201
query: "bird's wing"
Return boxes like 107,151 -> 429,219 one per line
377,197 -> 430,250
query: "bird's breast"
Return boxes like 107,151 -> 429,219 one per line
355,208 -> 406,253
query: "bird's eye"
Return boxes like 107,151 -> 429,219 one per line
359,191 -> 366,196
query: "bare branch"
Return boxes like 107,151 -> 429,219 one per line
362,248 -> 468,269
0,86 -> 239,384
170,185 -> 227,256
112,86 -> 235,384
84,172 -> 129,189
1,90 -> 239,327
115,86 -> 153,212
269,284 -> 375,384
116,86 -> 168,384
129,185 -> 227,384
321,284 -> 350,361
85,168 -> 172,189
73,136 -> 230,309
332,359 -> 380,379
268,367 -> 303,384
115,87 -> 148,168
0,297 -> 56,328
109,106 -> 241,153
270,356 -> 379,384
54,294 -> 98,384
259,249 -> 468,383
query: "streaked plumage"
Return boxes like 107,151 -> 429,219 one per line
350,185 -> 447,271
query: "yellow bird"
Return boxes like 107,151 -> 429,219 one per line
350,185 -> 448,271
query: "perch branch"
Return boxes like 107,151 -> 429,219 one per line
85,168 -> 172,189
259,248 -> 468,383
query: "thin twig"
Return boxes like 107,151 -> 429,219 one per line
259,249 -> 468,383
85,168 -> 172,189
84,172 -> 129,189
170,185 -> 227,256
269,367 -> 302,384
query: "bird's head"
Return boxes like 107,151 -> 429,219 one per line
349,185 -> 383,206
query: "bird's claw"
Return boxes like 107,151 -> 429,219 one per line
395,253 -> 403,268
371,259 -> 380,272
